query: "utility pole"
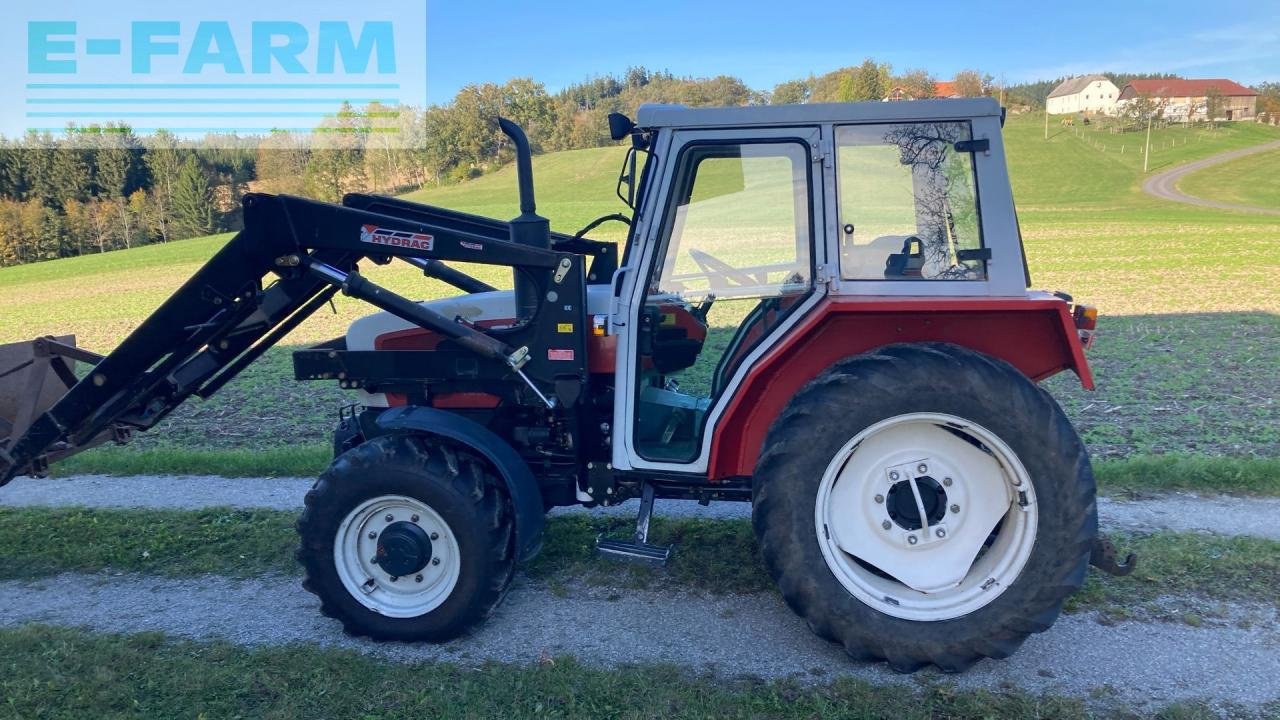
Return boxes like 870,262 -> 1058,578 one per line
1143,112 -> 1153,173
1044,102 -> 1050,140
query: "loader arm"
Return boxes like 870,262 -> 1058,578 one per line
0,190 -> 593,485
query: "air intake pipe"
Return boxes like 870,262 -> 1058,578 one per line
497,118 -> 550,323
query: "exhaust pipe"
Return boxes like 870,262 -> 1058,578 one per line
497,117 -> 550,323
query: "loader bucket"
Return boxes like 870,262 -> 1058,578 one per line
0,336 -> 89,458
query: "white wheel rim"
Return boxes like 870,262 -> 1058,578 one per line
815,412 -> 1037,621
333,495 -> 461,618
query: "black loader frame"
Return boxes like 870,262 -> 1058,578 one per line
0,122 -> 615,553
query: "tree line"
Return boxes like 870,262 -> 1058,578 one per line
1,63 -> 1273,267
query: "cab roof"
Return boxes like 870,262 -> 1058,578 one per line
636,98 -> 1002,130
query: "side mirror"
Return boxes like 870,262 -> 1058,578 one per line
616,147 -> 639,209
608,112 -> 635,141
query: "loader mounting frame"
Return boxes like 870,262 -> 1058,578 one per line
1,189 -> 606,486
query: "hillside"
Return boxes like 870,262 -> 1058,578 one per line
1177,147 -> 1280,208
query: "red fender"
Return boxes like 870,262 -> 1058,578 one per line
707,293 -> 1093,481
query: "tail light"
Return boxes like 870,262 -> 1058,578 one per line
1073,304 -> 1098,349
1073,304 -> 1098,330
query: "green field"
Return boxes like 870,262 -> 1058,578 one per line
1178,148 -> 1280,208
1,113 -> 1278,468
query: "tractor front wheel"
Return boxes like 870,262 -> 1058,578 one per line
752,343 -> 1096,672
297,433 -> 515,642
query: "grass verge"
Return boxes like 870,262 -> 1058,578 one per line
55,449 -> 1280,496
1095,455 -> 1280,495
1,508 -> 1277,616
0,624 -> 1123,720
57,444 -> 332,478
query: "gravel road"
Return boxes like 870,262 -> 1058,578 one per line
1142,140 -> 1280,215
1,572 -> 1276,711
4,474 -> 1280,540
4,474 -> 1280,711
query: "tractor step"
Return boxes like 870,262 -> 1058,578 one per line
595,482 -> 672,566
596,537 -> 672,564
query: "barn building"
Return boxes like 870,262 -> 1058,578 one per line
1046,75 -> 1120,115
1117,79 -> 1258,122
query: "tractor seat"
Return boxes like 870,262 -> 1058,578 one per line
841,235 -> 913,279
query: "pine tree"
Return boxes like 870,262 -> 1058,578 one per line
144,130 -> 184,242
48,137 -> 91,207
171,156 -> 214,239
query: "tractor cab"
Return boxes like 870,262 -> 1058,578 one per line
606,99 -> 1068,480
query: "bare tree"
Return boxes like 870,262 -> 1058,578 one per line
953,70 -> 992,98
1203,86 -> 1224,127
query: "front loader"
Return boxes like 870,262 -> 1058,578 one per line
1,100 -> 1133,672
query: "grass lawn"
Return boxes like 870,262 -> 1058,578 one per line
2,624 -> 1193,720
1,113 -> 1278,474
1177,148 -> 1280,208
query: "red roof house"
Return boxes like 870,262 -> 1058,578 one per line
1117,78 -> 1258,121
1119,78 -> 1256,99
933,81 -> 960,98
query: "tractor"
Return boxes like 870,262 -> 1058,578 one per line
0,98 -> 1133,672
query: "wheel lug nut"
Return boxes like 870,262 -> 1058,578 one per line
917,463 -> 928,474
943,477 -> 953,487
935,528 -> 946,538
432,558 -> 441,566
411,514 -> 420,523
385,514 -> 394,522
390,575 -> 399,582
874,494 -> 884,504
415,574 -> 424,583
889,471 -> 900,481
907,535 -> 918,545
430,532 -> 439,540
368,531 -> 377,539
950,504 -> 960,513
882,520 -> 892,530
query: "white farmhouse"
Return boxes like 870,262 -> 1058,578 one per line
1046,75 -> 1120,115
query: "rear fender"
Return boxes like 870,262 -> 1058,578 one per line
708,294 -> 1094,480
375,405 -> 544,561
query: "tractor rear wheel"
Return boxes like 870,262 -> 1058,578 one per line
752,343 -> 1096,672
297,433 -> 515,642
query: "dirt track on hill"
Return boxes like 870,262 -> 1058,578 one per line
1142,140 -> 1280,214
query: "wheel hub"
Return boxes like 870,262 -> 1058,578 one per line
334,495 -> 462,618
376,521 -> 433,577
816,413 -> 1037,620
886,475 -> 947,531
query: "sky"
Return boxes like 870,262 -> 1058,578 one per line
2,0 -> 1276,139
424,0 -> 1280,102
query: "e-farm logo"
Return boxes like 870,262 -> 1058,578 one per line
11,0 -> 427,145
28,21 -> 397,76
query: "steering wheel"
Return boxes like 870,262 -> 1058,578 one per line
688,248 -> 756,289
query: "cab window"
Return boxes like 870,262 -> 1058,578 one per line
836,122 -> 986,281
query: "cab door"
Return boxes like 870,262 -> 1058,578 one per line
612,126 -> 826,473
